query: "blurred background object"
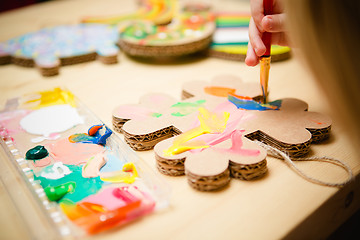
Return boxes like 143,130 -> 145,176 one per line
0,0 -> 50,13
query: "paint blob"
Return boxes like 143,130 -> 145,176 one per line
60,186 -> 155,234
44,182 -> 76,202
100,162 -> 138,184
46,138 -> 105,165
25,145 -> 52,167
82,153 -> 107,178
164,107 -> 230,156
214,130 -> 260,156
34,164 -> 103,203
25,88 -> 76,109
204,86 -> 236,97
170,100 -> 206,117
69,125 -> 112,145
20,104 -> 84,137
40,162 -> 72,179
0,109 -> 30,135
25,145 -> 49,160
80,187 -> 128,211
228,94 -> 282,110
99,154 -> 126,173
189,108 -> 251,153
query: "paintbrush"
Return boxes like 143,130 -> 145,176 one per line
260,0 -> 273,103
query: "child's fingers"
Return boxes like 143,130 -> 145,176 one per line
245,41 -> 260,66
261,14 -> 286,33
250,0 -> 265,32
248,17 -> 266,57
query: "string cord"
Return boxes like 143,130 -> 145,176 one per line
254,140 -> 354,187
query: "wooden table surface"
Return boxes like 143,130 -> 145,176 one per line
1,0 -> 359,239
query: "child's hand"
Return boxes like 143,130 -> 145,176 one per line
245,0 -> 289,66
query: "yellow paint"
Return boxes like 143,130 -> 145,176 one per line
25,87 -> 76,109
83,0 -> 176,25
212,45 -> 290,55
60,200 -> 107,221
100,162 -> 138,184
87,203 -> 107,213
163,107 -> 230,156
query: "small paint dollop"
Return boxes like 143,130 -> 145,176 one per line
44,182 -> 76,201
25,145 -> 49,160
69,124 -> 112,146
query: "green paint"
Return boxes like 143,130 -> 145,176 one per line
121,22 -> 157,40
34,164 -> 103,203
171,100 -> 206,117
44,182 -> 76,201
25,145 -> 49,160
151,112 -> 162,118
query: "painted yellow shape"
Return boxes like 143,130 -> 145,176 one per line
163,107 -> 230,156
25,87 -> 76,109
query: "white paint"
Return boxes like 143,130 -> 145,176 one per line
40,162 -> 72,179
213,28 -> 249,43
20,104 -> 83,137
31,133 -> 60,143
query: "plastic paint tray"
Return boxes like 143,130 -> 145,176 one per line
0,88 -> 170,239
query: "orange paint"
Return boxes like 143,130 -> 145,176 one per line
228,92 -> 253,100
88,125 -> 103,136
309,119 -> 324,125
59,186 -> 153,234
204,86 -> 236,97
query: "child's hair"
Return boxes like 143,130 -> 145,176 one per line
285,0 -> 360,148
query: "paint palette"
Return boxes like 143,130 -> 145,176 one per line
0,88 -> 170,238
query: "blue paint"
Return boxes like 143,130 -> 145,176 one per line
100,153 -> 126,173
228,95 -> 282,110
69,125 -> 112,145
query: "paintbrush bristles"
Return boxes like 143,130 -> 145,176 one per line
260,56 -> 271,103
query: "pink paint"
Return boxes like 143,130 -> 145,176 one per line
81,187 -> 127,211
45,138 -> 105,165
82,153 -> 106,178
189,102 -> 254,153
0,127 -> 13,142
215,130 -> 260,156
0,109 -> 29,135
148,95 -> 168,105
80,186 -> 155,214
32,156 -> 52,167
